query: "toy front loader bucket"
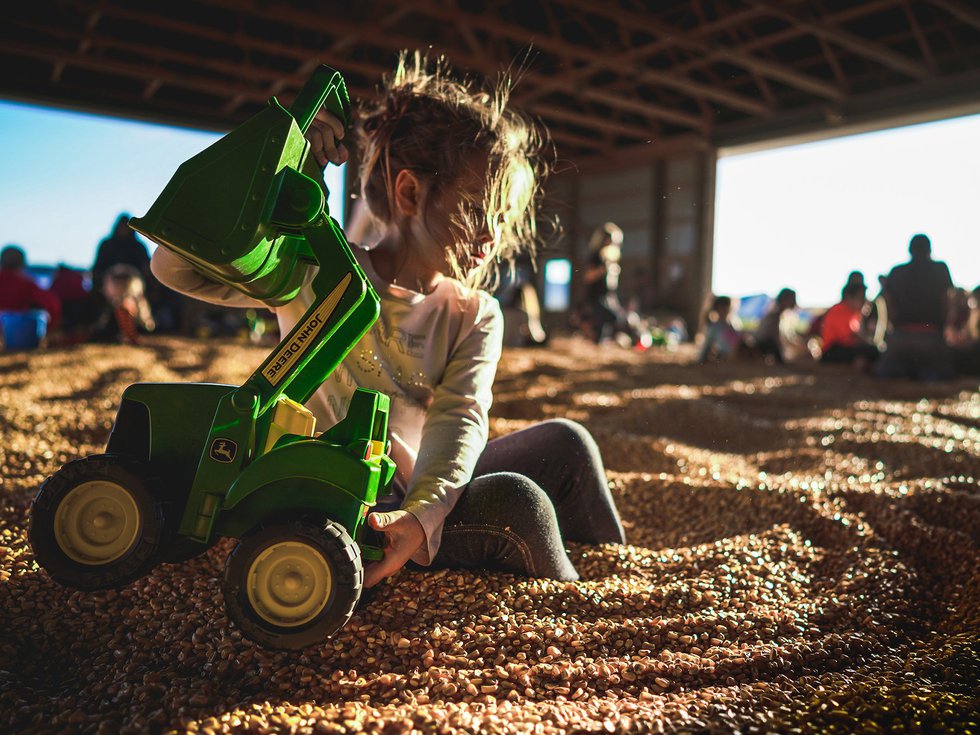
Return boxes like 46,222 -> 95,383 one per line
130,67 -> 350,304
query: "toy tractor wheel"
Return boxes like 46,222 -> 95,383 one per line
223,519 -> 363,650
29,455 -> 166,590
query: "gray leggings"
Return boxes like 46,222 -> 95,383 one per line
427,419 -> 626,581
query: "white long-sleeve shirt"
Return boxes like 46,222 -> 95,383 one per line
151,245 -> 504,564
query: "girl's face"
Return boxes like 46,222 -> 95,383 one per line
417,150 -> 492,277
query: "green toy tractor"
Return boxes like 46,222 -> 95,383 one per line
29,66 -> 396,650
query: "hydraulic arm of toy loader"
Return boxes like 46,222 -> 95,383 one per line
178,216 -> 382,541
156,69 -> 385,542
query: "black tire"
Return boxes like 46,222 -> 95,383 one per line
223,519 -> 362,650
29,455 -> 166,590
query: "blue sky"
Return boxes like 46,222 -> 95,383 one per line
1,99 -> 977,307
714,113 -> 980,306
0,100 -> 346,272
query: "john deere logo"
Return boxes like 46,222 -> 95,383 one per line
209,439 -> 238,463
261,272 -> 353,387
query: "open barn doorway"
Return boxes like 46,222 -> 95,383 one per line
712,113 -> 980,323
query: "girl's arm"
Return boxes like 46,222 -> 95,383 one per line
150,248 -> 266,308
387,432 -> 418,489
401,295 -> 504,565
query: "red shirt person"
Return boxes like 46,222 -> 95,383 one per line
821,297 -> 863,350
0,245 -> 62,328
820,283 -> 877,367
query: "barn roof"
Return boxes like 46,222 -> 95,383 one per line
3,0 -> 980,168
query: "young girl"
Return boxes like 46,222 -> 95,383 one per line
152,53 -> 625,587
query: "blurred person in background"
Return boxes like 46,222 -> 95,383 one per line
952,285 -> 980,376
579,221 -> 644,347
945,287 -> 972,347
89,264 -> 155,345
0,244 -> 61,329
820,283 -> 879,371
875,234 -> 955,381
93,212 -> 185,334
806,271 -> 869,356
867,273 -> 890,347
91,213 -> 151,293
696,295 -> 745,364
494,252 -> 547,347
48,264 -> 100,339
751,287 -> 797,363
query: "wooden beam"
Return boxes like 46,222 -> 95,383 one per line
192,0 -> 709,132
12,19 -> 386,115
548,126 -> 608,152
927,0 -> 980,33
458,47 -> 712,130
670,0 -> 902,74
78,4 -> 103,55
0,77 -> 253,133
66,1 -> 391,82
817,36 -> 849,90
573,134 -> 711,174
1,39 -> 374,115
757,20 -> 970,89
142,78 -> 163,101
53,0 -> 759,140
43,1 -> 660,152
50,61 -> 67,84
249,0 -> 703,131
412,0 -> 773,117
722,24 -> 777,108
517,6 -> 771,109
578,87 -> 704,130
746,0 -> 931,80
14,20 -> 296,89
20,2 -> 633,153
329,6 -> 413,55
559,0 -> 844,101
528,103 -> 655,140
902,0 -> 938,72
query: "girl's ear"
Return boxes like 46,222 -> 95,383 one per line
393,168 -> 424,217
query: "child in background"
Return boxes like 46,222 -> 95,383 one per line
49,264 -> 101,339
696,295 -> 744,363
820,283 -> 879,370
0,244 -> 61,329
152,53 -> 625,586
90,264 -> 156,345
752,288 -> 798,363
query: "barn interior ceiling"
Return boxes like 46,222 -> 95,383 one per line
2,0 -> 980,169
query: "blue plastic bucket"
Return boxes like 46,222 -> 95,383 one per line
0,310 -> 48,350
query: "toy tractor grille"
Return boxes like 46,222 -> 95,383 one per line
106,399 -> 150,461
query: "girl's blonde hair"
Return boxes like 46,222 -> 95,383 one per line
354,51 -> 549,290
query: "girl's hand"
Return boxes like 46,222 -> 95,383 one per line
307,109 -> 349,167
363,510 -> 426,588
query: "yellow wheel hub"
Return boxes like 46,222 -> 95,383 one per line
246,541 -> 332,627
54,480 -> 141,565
